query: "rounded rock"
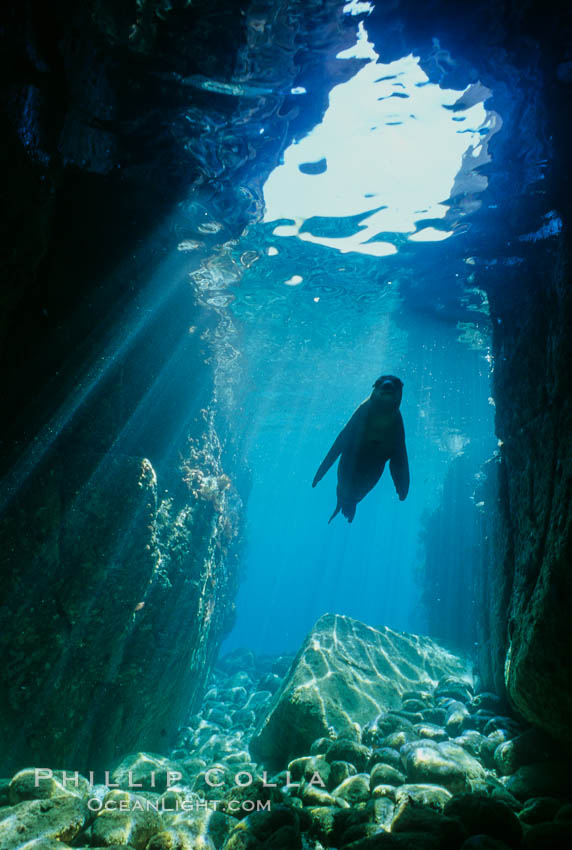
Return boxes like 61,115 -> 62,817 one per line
444,794 -> 523,849
460,837 -> 513,850
330,773 -> 370,805
483,717 -> 521,738
310,737 -> 333,756
414,723 -> 447,743
504,762 -> 570,802
370,763 -> 406,789
556,802 -> 572,821
395,784 -> 452,810
368,747 -> 403,771
391,796 -> 467,848
91,798 -> 162,849
381,729 -> 419,750
445,701 -> 471,736
8,768 -> 90,805
494,729 -> 555,776
0,796 -> 88,847
402,699 -> 428,713
438,741 -> 486,782
373,795 -> 395,829
403,744 -> 468,793
327,760 -> 357,790
372,784 -> 397,802
470,693 -> 504,713
435,676 -> 473,703
112,753 -> 188,793
518,796 -> 564,825
324,738 -> 370,771
522,821 -> 572,850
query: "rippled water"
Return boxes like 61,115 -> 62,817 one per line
205,211 -> 495,653
183,13 -> 545,654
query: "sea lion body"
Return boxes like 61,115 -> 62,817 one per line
312,375 -> 409,523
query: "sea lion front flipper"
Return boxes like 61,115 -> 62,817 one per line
389,415 -> 410,501
312,404 -> 366,488
312,428 -> 348,487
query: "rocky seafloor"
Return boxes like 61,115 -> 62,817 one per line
2,620 -> 572,850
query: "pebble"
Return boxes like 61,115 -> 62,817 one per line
391,794 -> 467,846
324,738 -> 370,771
402,743 -> 469,793
401,698 -> 428,713
503,762 -> 570,801
8,768 -> 90,804
395,784 -> 452,810
445,700 -> 471,736
522,820 -> 572,850
372,795 -> 395,829
369,762 -> 406,789
3,650 -> 561,850
435,676 -> 473,703
518,796 -> 564,824
328,760 -> 356,789
368,747 -> 403,771
0,796 -> 88,847
414,723 -> 447,742
422,707 -> 447,725
444,793 -> 523,849
330,773 -> 371,805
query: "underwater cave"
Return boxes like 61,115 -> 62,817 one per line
1,0 -> 571,847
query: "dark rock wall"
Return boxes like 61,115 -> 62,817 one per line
381,1 -> 572,742
481,236 -> 572,743
0,0 -> 358,772
1,0 -> 251,773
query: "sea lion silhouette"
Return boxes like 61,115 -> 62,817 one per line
312,375 -> 409,523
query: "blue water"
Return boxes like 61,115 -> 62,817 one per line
220,227 -> 495,655
199,17 -> 502,656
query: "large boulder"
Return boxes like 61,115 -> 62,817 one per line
249,614 -> 470,768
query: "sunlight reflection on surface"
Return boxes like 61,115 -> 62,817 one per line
263,24 -> 492,255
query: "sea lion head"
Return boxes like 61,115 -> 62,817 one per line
371,374 -> 403,410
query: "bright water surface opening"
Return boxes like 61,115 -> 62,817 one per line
264,23 -> 496,257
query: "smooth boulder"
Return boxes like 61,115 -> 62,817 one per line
249,614 -> 470,768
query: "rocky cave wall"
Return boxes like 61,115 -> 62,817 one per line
0,0 -> 358,772
368,1 -> 572,743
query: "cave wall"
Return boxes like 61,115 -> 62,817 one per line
0,0 -> 357,771
371,1 -> 572,741
481,236 -> 572,743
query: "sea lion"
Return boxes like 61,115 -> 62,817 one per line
312,375 -> 409,523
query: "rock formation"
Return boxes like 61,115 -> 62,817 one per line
250,614 -> 471,768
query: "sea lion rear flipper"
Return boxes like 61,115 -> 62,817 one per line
329,498 -> 356,523
389,416 -> 409,500
328,501 -> 341,523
